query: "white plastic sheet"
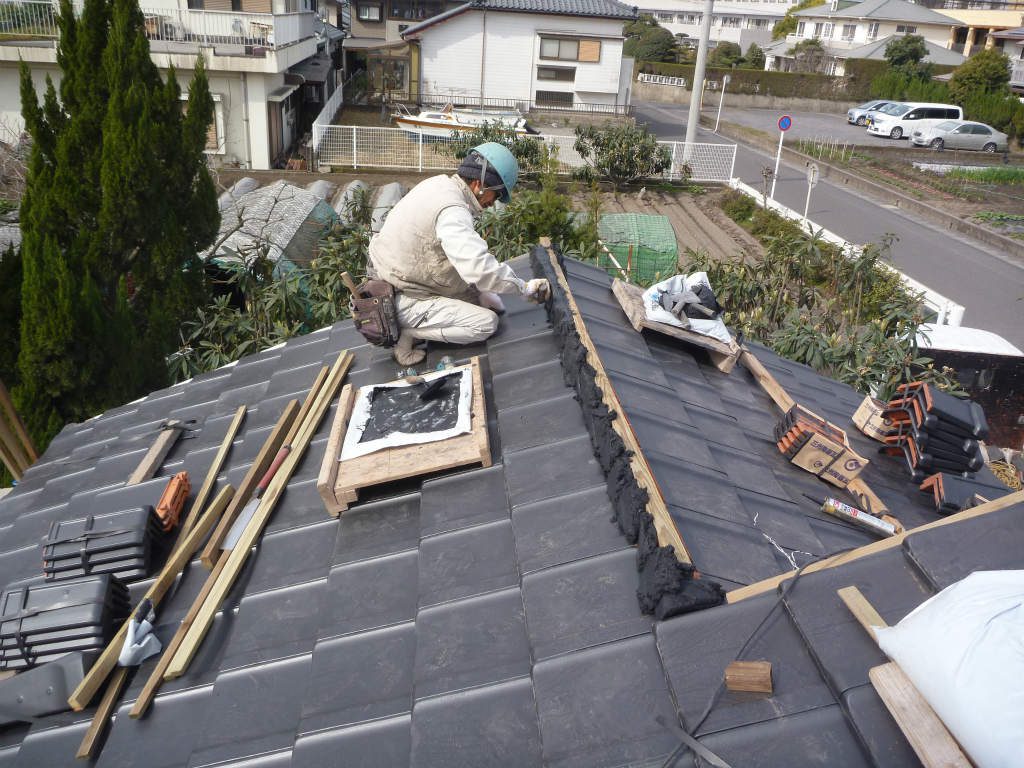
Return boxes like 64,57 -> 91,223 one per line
340,366 -> 472,461
875,570 -> 1024,768
641,273 -> 732,344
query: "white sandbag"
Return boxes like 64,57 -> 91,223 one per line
874,570 -> 1024,768
332,179 -> 369,224
641,273 -> 732,344
305,179 -> 337,201
370,182 -> 406,234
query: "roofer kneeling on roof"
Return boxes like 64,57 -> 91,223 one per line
368,141 -> 551,365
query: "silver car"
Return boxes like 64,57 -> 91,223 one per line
847,99 -> 891,126
911,120 -> 1009,152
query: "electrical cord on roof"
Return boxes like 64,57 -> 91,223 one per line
660,548 -> 858,768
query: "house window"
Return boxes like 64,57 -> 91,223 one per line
540,37 -> 600,63
822,22 -> 833,38
683,13 -> 701,24
656,12 -> 673,22
813,22 -> 823,37
796,21 -> 806,35
896,25 -> 917,34
867,22 -> 879,39
388,0 -> 442,20
841,23 -> 855,40
357,4 -> 382,21
722,16 -> 741,28
535,90 -> 573,108
180,93 -> 225,155
537,66 -> 575,82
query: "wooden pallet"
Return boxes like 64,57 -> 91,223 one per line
318,357 -> 491,516
611,278 -> 741,373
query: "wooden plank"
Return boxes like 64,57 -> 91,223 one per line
76,666 -> 129,759
869,663 -> 972,768
329,358 -> 491,514
286,365 -> 329,446
725,660 -> 773,694
847,477 -> 892,519
0,414 -> 28,474
129,555 -> 229,718
67,483 -> 233,710
0,432 -> 24,480
126,423 -> 184,485
163,351 -> 353,679
180,405 -> 246,538
740,349 -> 795,411
837,585 -> 886,641
0,379 -> 36,462
727,489 -> 1024,603
546,243 -> 692,564
317,383 -> 355,517
199,400 -> 300,568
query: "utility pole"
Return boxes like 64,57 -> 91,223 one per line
683,0 -> 715,161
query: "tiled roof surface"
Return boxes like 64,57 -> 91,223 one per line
843,35 -> 965,65
401,0 -> 636,36
795,0 -> 957,24
0,252 -> 1019,766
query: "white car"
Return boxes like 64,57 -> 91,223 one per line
866,102 -> 963,140
911,120 -> 1009,152
847,100 -> 891,126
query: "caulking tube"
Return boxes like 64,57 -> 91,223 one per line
805,494 -> 896,537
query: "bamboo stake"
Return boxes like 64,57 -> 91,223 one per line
179,405 -> 246,539
163,351 -> 352,679
0,379 -> 36,462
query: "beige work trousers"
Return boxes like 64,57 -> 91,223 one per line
396,293 -> 499,344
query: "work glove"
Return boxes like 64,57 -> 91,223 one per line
524,278 -> 551,304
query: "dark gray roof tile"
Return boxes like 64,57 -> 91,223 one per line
414,588 -> 530,699
511,485 -> 626,574
220,579 -> 325,671
503,436 -> 602,506
491,360 -> 567,411
648,453 -> 751,526
418,519 -> 518,608
332,493 -> 421,568
497,393 -> 588,455
410,677 -> 542,768
841,683 -> 920,767
671,508 -> 783,585
533,634 -> 682,768
96,686 -> 213,768
420,465 -> 510,537
301,622 -> 416,732
319,550 -> 418,640
189,655 -> 310,766
483,332 -> 559,377
522,548 -> 651,661
292,716 -> 411,768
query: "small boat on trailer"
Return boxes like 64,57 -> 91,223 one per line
392,103 -> 540,139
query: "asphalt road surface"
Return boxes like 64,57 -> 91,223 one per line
633,101 -> 1024,350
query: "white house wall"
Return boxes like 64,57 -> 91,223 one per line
636,0 -> 791,46
791,17 -> 953,49
417,11 -> 626,105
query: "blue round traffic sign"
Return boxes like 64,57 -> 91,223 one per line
778,115 -> 793,131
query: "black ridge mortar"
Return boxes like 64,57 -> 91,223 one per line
531,246 -> 724,620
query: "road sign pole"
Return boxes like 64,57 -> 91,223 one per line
714,74 -> 730,133
803,183 -> 812,221
803,162 -> 819,221
770,129 -> 783,199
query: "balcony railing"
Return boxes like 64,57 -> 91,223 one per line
1012,61 -> 1024,87
1,1 -> 315,50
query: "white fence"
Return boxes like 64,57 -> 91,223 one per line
311,84 -> 345,152
637,73 -> 687,88
313,125 -> 737,183
729,178 -> 965,326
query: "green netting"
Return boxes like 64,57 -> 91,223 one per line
597,214 -> 678,285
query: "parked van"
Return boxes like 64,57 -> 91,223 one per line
866,102 -> 963,139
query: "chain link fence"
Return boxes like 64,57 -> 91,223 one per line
312,125 -> 737,183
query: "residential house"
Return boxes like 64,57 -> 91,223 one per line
0,0 -> 346,170
990,26 -> 1024,92
399,0 -> 638,112
922,0 -> 1024,58
635,0 -> 795,50
764,0 -> 963,75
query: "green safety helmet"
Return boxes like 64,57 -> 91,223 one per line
470,141 -> 519,203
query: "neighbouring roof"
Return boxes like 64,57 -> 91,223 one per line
204,180 -> 338,267
842,34 -> 966,65
0,250 -> 1019,765
401,0 -> 637,37
795,0 -> 958,25
991,25 -> 1024,41
289,52 -> 334,84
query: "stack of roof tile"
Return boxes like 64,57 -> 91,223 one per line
0,574 -> 130,671
881,382 -> 988,483
41,505 -> 169,583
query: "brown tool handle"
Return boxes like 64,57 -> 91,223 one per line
340,271 -> 360,296
255,445 -> 291,499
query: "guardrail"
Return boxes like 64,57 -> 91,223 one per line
637,73 -> 686,88
313,124 -> 737,183
728,177 -> 965,326
0,0 -> 315,50
372,92 -> 632,116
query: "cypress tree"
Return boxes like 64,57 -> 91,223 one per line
17,0 -> 218,448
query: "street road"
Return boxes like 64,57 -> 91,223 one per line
633,101 -> 1024,350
